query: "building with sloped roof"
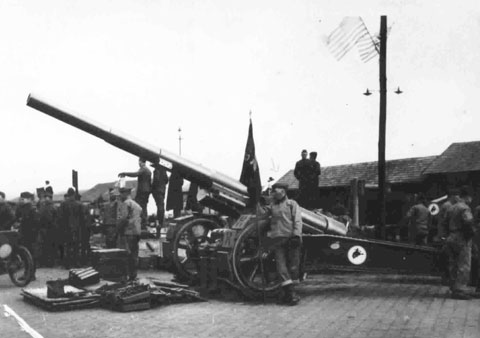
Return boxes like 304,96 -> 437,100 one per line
275,141 -> 480,226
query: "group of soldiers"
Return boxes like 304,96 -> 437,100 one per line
0,186 -> 91,279
293,149 -> 321,210
405,186 -> 480,299
118,157 -> 169,227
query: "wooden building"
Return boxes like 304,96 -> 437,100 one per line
275,141 -> 480,226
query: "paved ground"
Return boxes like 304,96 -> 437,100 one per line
1,268 -> 479,338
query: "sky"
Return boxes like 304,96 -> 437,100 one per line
1,0 -> 480,201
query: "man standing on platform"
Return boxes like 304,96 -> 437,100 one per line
116,187 -> 142,281
118,157 -> 152,227
294,149 -> 314,209
309,151 -> 321,208
150,162 -> 169,226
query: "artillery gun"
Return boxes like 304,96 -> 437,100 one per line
26,94 -> 441,298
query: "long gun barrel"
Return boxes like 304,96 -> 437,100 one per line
26,93 -> 347,236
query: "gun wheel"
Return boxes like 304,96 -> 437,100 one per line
8,245 -> 34,287
232,222 -> 282,298
172,218 -> 220,282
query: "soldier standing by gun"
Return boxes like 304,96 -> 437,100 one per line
294,149 -> 314,209
258,182 -> 302,305
16,192 -> 39,280
118,157 -> 152,227
150,162 -> 169,227
38,190 -> 57,267
309,151 -> 321,209
0,191 -> 15,231
102,188 -> 119,248
406,193 -> 431,245
444,186 -> 479,299
116,187 -> 142,281
57,188 -> 86,268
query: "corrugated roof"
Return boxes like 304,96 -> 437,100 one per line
424,141 -> 480,174
276,156 -> 437,189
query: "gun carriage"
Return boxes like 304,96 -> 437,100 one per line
27,94 -> 441,298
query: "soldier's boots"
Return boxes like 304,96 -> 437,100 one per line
282,284 -> 300,306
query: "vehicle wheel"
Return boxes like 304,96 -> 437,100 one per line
171,218 -> 221,282
8,245 -> 34,287
232,222 -> 282,298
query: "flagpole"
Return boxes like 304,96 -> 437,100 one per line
377,15 -> 387,239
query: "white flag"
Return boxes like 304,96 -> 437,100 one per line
326,17 -> 379,63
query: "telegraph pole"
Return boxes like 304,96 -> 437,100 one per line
377,15 -> 387,238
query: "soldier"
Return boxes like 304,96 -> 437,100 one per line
437,188 -> 460,241
472,203 -> 480,292
444,186 -> 476,299
258,182 -> 302,305
294,149 -> 314,209
118,157 -> 152,227
0,191 -> 15,231
102,188 -> 119,248
44,180 -> 54,196
116,187 -> 142,280
16,192 -> 39,279
150,162 -> 169,226
57,188 -> 87,268
309,151 -> 321,208
38,191 -> 57,267
406,193 -> 431,245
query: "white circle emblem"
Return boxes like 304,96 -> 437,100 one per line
428,203 -> 440,216
347,245 -> 367,265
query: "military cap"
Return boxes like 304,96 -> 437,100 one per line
139,157 -> 147,163
67,188 -> 76,196
119,187 -> 132,193
20,191 -> 34,199
272,182 -> 289,190
0,191 -> 5,199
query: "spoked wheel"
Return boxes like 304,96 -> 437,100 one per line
232,222 -> 282,298
8,245 -> 34,287
172,218 -> 220,282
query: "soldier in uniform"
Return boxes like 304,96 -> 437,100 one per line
437,188 -> 460,241
308,151 -> 321,209
406,193 -> 431,245
16,192 -> 39,279
444,186 -> 476,299
118,157 -> 152,227
38,191 -> 57,267
294,149 -> 314,209
116,187 -> 142,280
258,182 -> 302,305
0,191 -> 15,231
57,188 -> 87,268
102,188 -> 119,248
150,162 -> 169,226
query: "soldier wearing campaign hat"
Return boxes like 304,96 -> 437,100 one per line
258,181 -> 302,305
102,188 -> 119,248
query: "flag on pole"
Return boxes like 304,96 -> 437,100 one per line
239,117 -> 262,207
326,17 -> 379,63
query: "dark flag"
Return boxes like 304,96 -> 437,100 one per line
239,118 -> 262,207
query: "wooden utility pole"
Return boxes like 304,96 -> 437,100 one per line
377,15 -> 387,238
350,178 -> 359,228
178,127 -> 182,156
72,169 -> 79,200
